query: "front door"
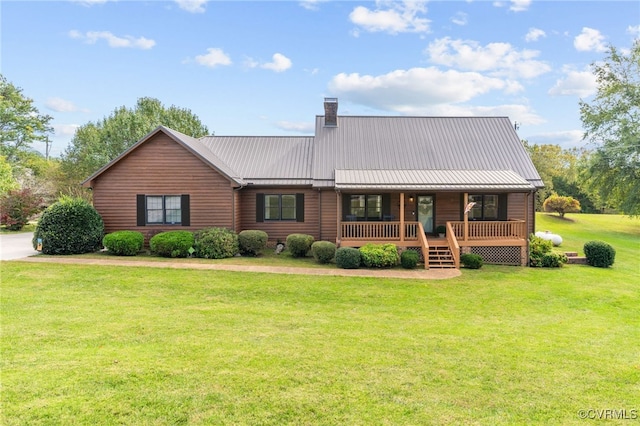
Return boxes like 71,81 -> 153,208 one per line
417,195 -> 434,234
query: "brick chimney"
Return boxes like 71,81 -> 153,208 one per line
324,97 -> 338,127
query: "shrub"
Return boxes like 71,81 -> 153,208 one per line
541,252 -> 568,268
311,241 -> 336,264
335,247 -> 361,269
102,230 -> 144,256
436,225 -> 446,235
529,234 -> 553,267
150,231 -> 194,258
584,240 -> 616,268
286,233 -> 314,258
238,230 -> 268,256
359,243 -> 399,268
543,194 -> 581,218
194,227 -> 239,259
1,188 -> 43,231
400,250 -> 420,269
32,196 -> 104,255
460,253 -> 483,269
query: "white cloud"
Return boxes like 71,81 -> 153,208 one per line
425,37 -> 551,79
175,0 -> 207,13
349,0 -> 430,34
299,0 -> 328,11
275,121 -> 315,133
574,27 -> 607,52
245,53 -> 292,72
509,0 -> 531,12
329,67 -> 514,108
261,53 -> 292,72
627,25 -> 640,37
548,67 -> 597,97
69,30 -> 155,49
527,130 -> 586,148
525,28 -> 546,42
45,98 -> 80,113
53,124 -> 80,137
451,12 -> 468,26
195,48 -> 232,68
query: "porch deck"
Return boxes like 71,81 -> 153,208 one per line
338,220 -> 528,268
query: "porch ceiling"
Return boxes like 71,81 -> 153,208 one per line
334,169 -> 536,191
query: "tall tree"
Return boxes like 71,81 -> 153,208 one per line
0,75 -> 53,160
61,97 -> 210,184
579,40 -> 640,216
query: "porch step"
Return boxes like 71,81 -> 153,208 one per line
428,245 -> 456,269
565,252 -> 588,264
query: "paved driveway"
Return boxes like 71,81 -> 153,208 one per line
0,232 -> 39,260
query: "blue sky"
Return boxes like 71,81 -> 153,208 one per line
2,0 -> 639,157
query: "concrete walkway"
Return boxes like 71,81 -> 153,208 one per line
14,256 -> 461,280
0,232 -> 39,260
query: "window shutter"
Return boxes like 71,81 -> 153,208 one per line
256,193 -> 264,222
460,193 -> 465,221
382,193 -> 391,217
342,194 -> 352,221
181,194 -> 190,226
296,193 -> 305,222
498,194 -> 508,221
136,194 -> 146,226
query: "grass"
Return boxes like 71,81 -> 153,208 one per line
1,214 -> 639,425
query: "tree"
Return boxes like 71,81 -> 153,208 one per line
543,195 -> 581,218
0,155 -> 18,195
579,40 -> 640,216
61,97 -> 210,185
1,187 -> 43,230
0,75 -> 53,160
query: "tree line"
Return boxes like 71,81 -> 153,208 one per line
1,40 -> 639,228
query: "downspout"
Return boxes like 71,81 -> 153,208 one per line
232,183 -> 246,233
318,188 -> 322,241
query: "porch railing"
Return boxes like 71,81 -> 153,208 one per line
341,221 -> 420,242
449,220 -> 526,240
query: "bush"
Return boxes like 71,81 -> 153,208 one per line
238,230 -> 268,256
286,233 -> 314,258
359,243 -> 399,268
1,188 -> 43,231
335,247 -> 361,269
311,241 -> 336,264
541,252 -> 568,268
32,196 -> 104,255
102,230 -> 144,256
529,234 -> 566,268
194,227 -> 239,259
436,225 -> 446,235
543,194 -> 581,218
150,231 -> 194,258
529,234 -> 553,267
400,250 -> 419,269
460,253 -> 483,269
584,240 -> 616,268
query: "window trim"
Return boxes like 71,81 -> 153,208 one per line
344,193 -> 386,221
256,193 -> 305,223
264,194 -> 297,221
137,194 -> 190,226
468,194 -> 503,221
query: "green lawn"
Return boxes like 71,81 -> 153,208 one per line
1,214 -> 639,425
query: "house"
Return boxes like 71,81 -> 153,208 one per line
83,98 -> 543,268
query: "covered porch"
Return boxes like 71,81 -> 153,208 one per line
333,169 -> 536,269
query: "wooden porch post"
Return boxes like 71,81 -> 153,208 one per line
400,192 -> 405,243
464,192 -> 469,241
336,191 -> 341,245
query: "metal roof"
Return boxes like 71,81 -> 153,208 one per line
335,169 -> 536,191
199,136 -> 314,185
313,116 -> 543,188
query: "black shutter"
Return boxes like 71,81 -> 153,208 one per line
136,194 -> 146,226
382,193 -> 391,217
256,193 -> 265,222
460,193 -> 465,221
342,194 -> 352,221
498,194 -> 508,221
296,193 -> 305,222
181,194 -> 190,226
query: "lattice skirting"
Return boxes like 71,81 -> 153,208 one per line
467,246 -> 523,265
405,246 -> 424,261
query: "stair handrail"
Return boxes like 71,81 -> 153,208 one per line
445,222 -> 460,268
416,222 -> 430,269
